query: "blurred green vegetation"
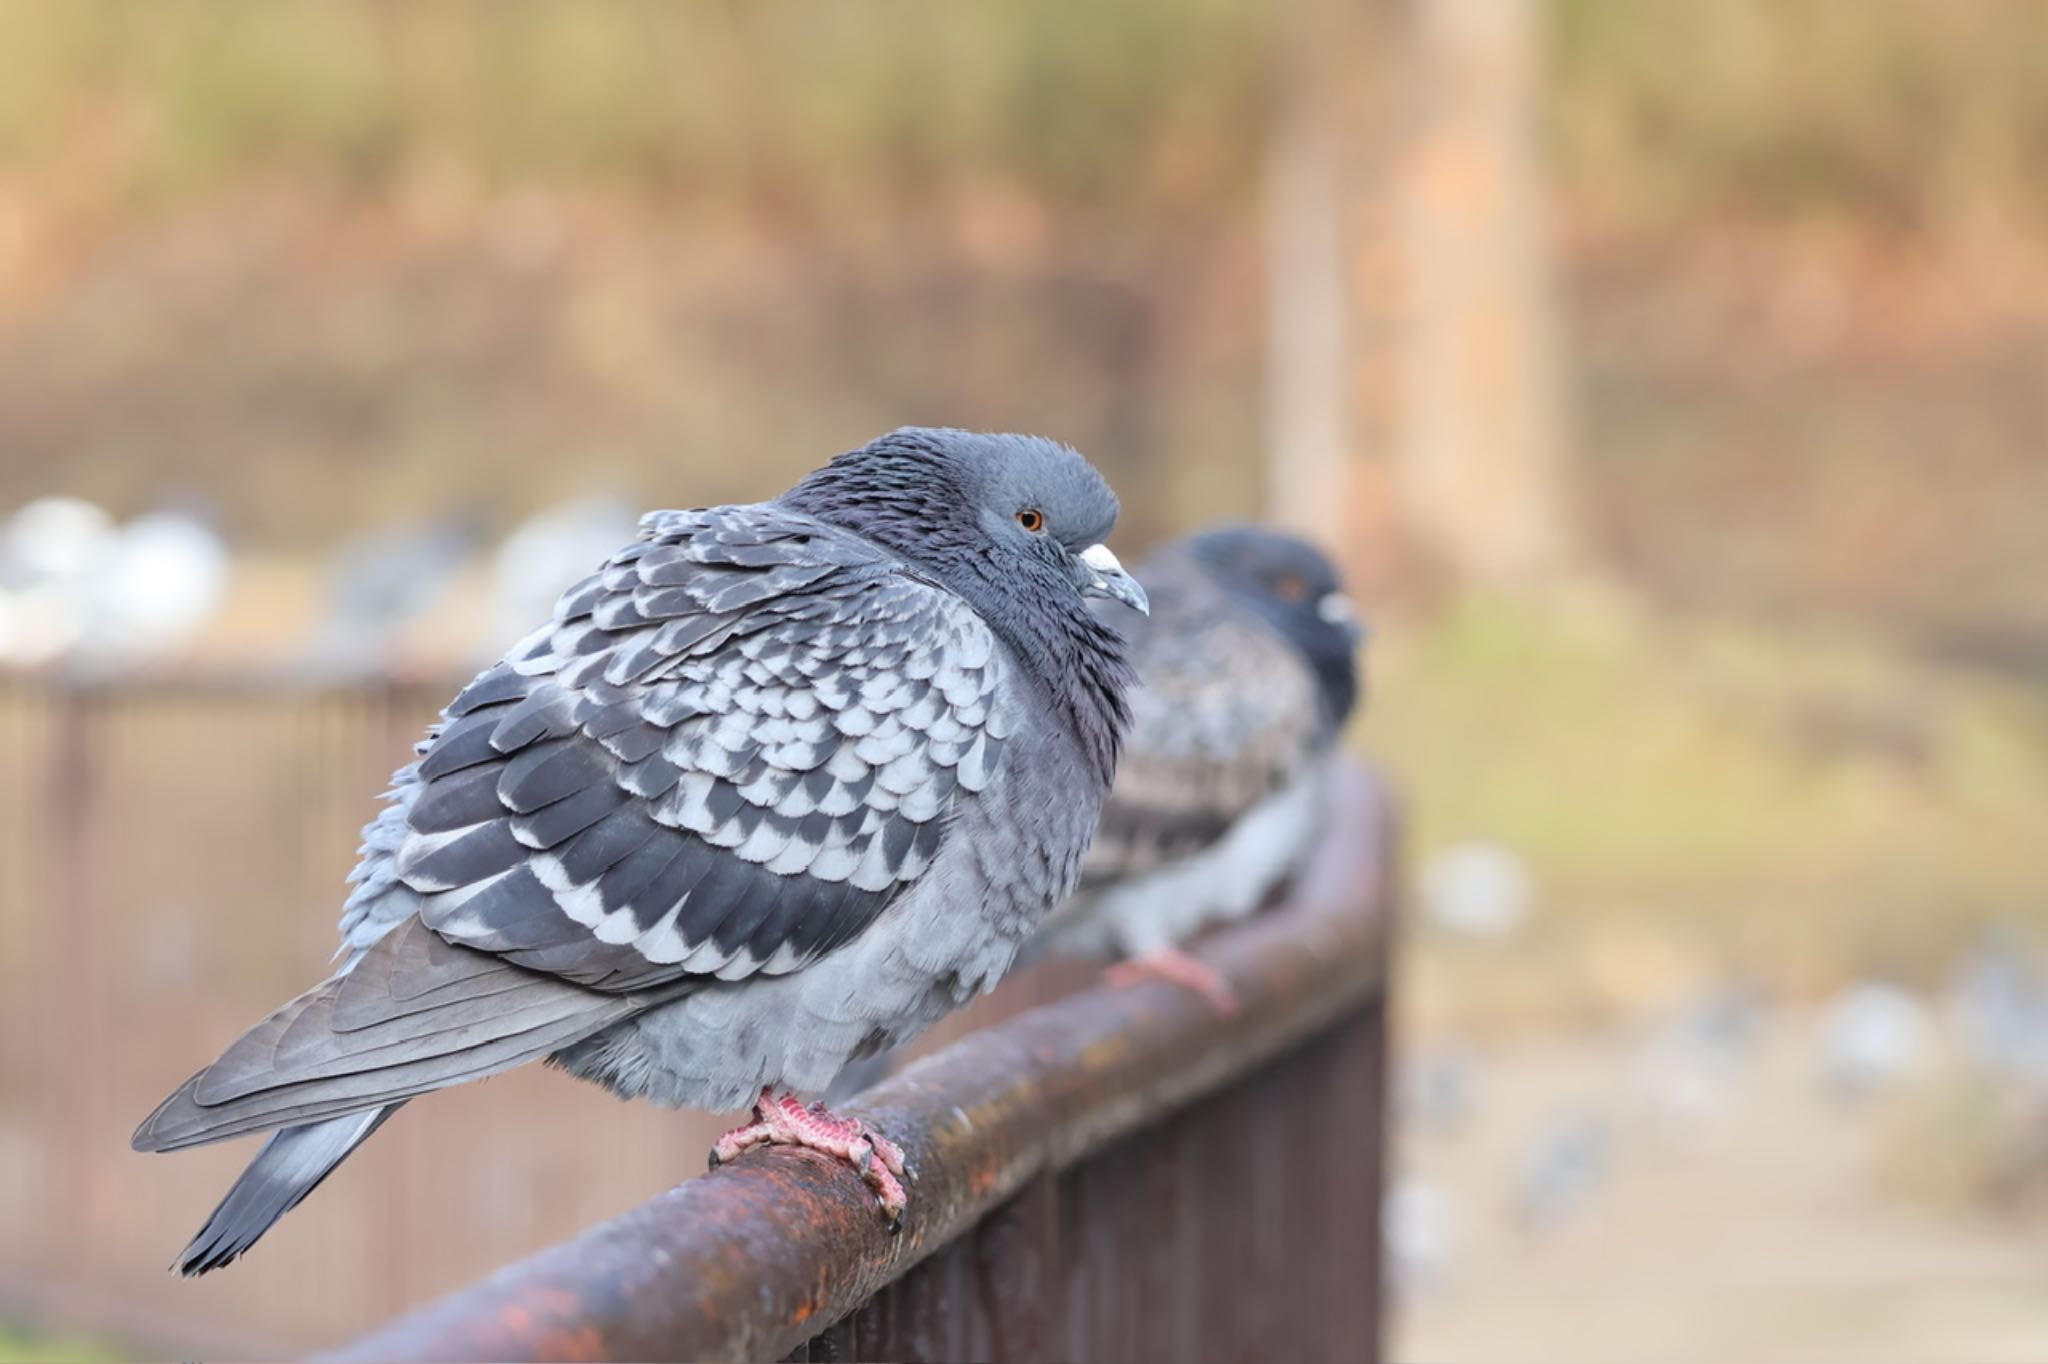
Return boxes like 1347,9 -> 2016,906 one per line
0,1 -> 1271,223
1372,597 -> 2048,1031
3,1 -> 2046,242
0,1327 -> 121,1364
1552,0 -> 2048,238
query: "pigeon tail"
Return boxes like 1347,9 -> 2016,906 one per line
175,1105 -> 399,1276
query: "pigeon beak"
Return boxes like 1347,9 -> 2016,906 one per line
1077,543 -> 1149,616
1317,591 -> 1367,646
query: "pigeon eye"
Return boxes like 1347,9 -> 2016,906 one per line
1274,574 -> 1309,601
1016,508 -> 1046,534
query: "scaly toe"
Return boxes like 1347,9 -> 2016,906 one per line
865,1129 -> 909,1178
870,1164 -> 910,1226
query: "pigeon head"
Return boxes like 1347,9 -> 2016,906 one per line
1189,525 -> 1363,726
784,427 -> 1146,618
782,426 -> 1141,780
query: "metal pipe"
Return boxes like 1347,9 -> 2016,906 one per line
319,763 -> 1396,1363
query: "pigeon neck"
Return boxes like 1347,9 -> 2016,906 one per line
945,553 -> 1134,790
779,445 -> 971,554
781,466 -> 1132,789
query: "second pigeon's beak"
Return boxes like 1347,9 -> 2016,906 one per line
1317,591 -> 1368,647
1077,543 -> 1149,616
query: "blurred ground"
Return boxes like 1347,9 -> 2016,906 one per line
1393,1017 -> 2048,1364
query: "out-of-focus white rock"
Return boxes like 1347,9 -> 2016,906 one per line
1385,1176 -> 1462,1296
1422,841 -> 1533,938
0,496 -> 115,587
82,508 -> 230,662
1818,982 -> 1937,1099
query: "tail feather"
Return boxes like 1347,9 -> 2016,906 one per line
132,917 -> 679,1154
175,1106 -> 399,1276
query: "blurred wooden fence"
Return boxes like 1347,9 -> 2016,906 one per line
0,677 -> 746,1356
0,680 -> 1392,1360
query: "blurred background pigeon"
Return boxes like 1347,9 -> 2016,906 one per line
0,494 -> 230,672
1510,1109 -> 1611,1234
1033,525 -> 1363,1010
1944,927 -> 2048,1090
1423,841 -> 1534,940
1817,981 -> 1937,1100
1403,1041 -> 1483,1138
75,498 -> 231,671
0,496 -> 116,667
1629,978 -> 1767,1143
307,510 -> 485,680
0,496 -> 114,588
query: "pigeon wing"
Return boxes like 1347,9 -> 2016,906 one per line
407,505 -> 1010,986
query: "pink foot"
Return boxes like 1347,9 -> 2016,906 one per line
709,1088 -> 909,1227
1106,948 -> 1240,1016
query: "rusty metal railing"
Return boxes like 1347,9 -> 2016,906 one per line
318,763 -> 1396,1364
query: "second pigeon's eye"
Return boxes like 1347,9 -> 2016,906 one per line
1016,508 -> 1046,534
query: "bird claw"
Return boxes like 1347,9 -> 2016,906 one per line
1106,948 -> 1240,1016
865,1129 -> 908,1178
706,1088 -> 910,1226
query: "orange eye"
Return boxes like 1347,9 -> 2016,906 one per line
1275,574 -> 1309,601
1016,509 -> 1046,533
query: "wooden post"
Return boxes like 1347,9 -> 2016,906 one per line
1394,0 -> 1576,588
1265,0 -> 1407,579
1265,0 -> 1578,592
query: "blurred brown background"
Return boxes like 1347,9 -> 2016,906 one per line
2,2 -> 2047,1360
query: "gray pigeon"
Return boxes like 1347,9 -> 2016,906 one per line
132,427 -> 1145,1271
1033,526 -> 1361,1010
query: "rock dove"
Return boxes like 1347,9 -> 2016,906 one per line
0,495 -> 115,588
1629,980 -> 1766,1144
309,511 -> 485,679
0,496 -> 229,671
1817,981 -> 1937,1100
76,503 -> 231,669
1031,526 -> 1361,1011
1945,927 -> 2048,1089
132,427 -> 1145,1272
1422,841 -> 1533,939
1510,1110 -> 1610,1233
0,496 -> 116,667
